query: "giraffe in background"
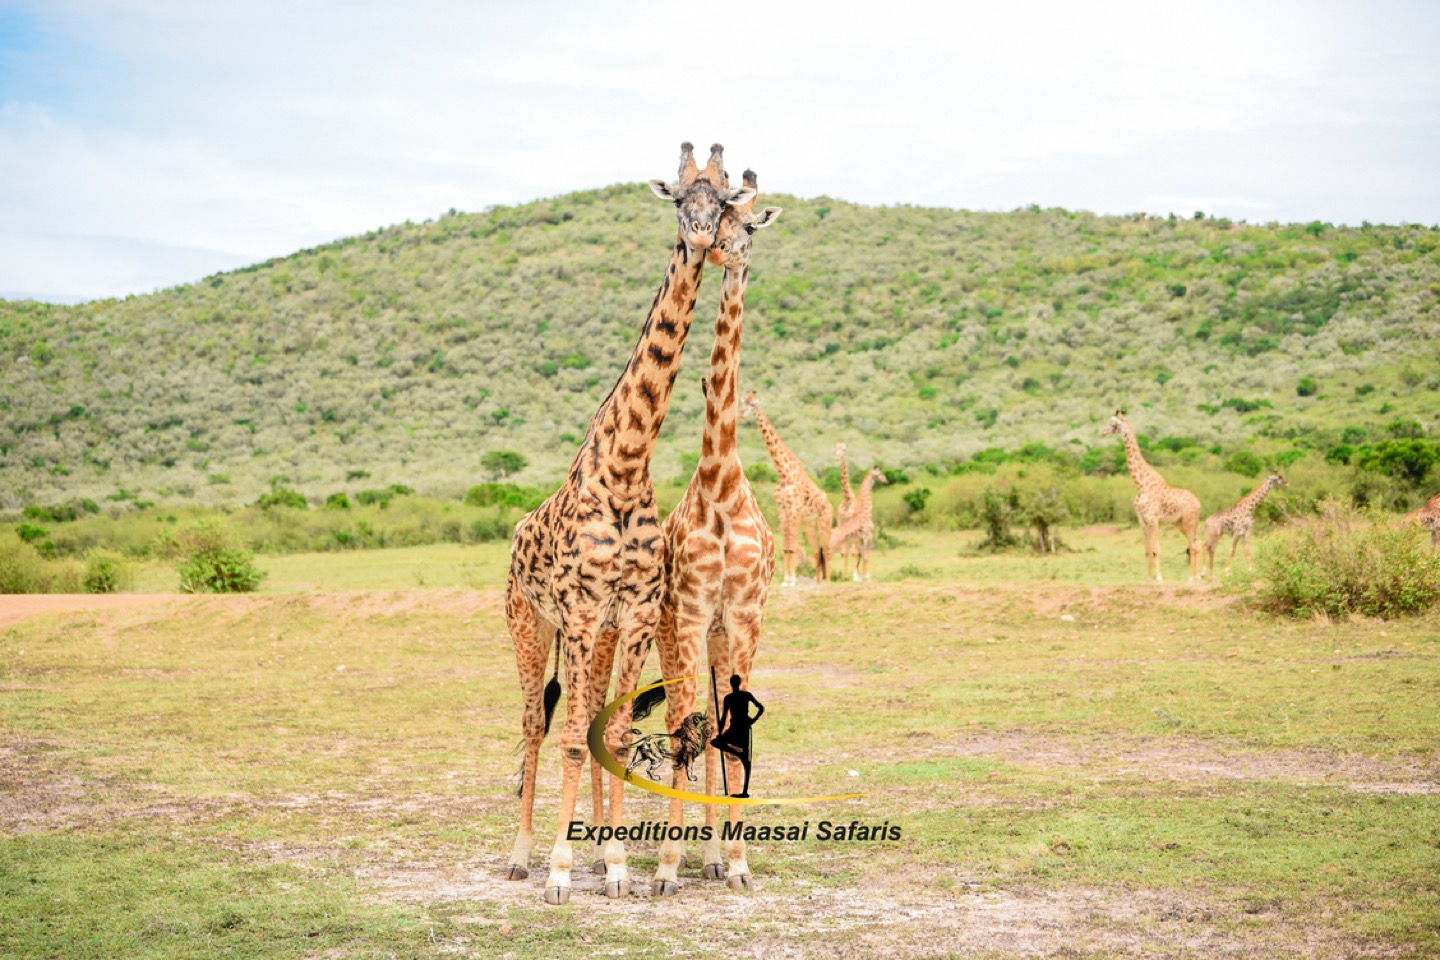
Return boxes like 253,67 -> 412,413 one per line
1403,491 -> 1440,548
1202,473 -> 1286,577
834,442 -> 859,579
828,466 -> 888,581
1100,410 -> 1202,581
650,170 -> 781,895
502,143 -> 755,905
742,393 -> 832,585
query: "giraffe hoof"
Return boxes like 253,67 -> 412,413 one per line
505,865 -> 528,881
702,863 -> 725,880
726,873 -> 753,892
652,879 -> 680,897
543,886 -> 570,905
592,859 -> 606,875
604,879 -> 631,899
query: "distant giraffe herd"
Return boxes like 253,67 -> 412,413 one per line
499,144 -> 1439,904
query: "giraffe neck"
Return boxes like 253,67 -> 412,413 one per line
1232,479 -> 1275,517
753,409 -> 806,482
698,263 -> 749,474
582,236 -> 704,493
839,452 -> 854,504
855,473 -> 878,516
1120,427 -> 1162,489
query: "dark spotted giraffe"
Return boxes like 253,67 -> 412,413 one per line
502,143 -> 755,906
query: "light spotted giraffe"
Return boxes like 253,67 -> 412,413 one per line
827,466 -> 888,581
834,442 -> 859,578
1202,473 -> 1286,577
647,170 -> 781,895
1402,491 -> 1440,548
742,394 -> 832,585
502,143 -> 755,906
1100,410 -> 1202,581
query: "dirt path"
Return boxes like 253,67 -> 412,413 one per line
0,593 -> 181,630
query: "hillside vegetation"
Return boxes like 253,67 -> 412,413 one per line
3,186 -> 1439,513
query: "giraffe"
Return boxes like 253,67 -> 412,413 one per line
827,466 -> 888,581
1202,473 -> 1287,577
1100,410 -> 1202,581
742,393 -> 832,585
502,143 -> 755,906
834,442 -> 859,579
647,170 -> 781,896
1402,491 -> 1440,548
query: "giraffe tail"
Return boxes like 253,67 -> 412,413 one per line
542,633 -> 562,737
631,679 -> 667,722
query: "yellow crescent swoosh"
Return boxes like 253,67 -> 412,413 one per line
587,675 -> 867,806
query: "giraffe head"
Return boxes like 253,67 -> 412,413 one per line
1266,472 -> 1287,489
648,142 -> 755,253
740,391 -> 762,419
866,467 -> 890,486
1100,409 -> 1131,438
707,169 -> 782,268
834,441 -> 848,466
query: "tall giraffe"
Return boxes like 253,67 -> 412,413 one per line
827,466 -> 888,581
647,170 -> 781,895
742,393 -> 832,585
502,143 -> 755,906
1202,473 -> 1286,577
834,442 -> 859,579
1100,410 -> 1202,581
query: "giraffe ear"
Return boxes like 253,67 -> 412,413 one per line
725,185 -> 757,207
750,206 -> 782,230
649,179 -> 678,202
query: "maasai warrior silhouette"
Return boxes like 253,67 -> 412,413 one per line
711,674 -> 764,798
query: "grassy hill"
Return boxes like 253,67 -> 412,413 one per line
3,185 -> 1439,512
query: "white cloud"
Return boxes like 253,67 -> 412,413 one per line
3,0 -> 1438,299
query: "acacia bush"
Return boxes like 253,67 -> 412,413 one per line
0,539 -> 83,593
174,521 -> 267,593
1253,504 -> 1440,619
82,549 -> 132,594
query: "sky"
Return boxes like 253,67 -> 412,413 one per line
1,0 -> 1438,301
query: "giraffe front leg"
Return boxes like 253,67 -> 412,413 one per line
651,610 -> 706,897
601,601 -> 660,899
722,610 -> 763,891
544,615 -> 600,905
586,629 -> 617,874
1142,521 -> 1161,581
780,513 -> 800,587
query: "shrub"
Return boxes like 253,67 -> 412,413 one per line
902,488 -> 931,513
974,487 -> 1021,552
175,521 -> 266,594
1224,451 -> 1264,477
325,492 -> 351,510
464,483 -> 545,510
257,486 -> 308,510
16,523 -> 49,543
745,462 -> 777,483
482,450 -> 528,479
83,549 -> 132,594
469,516 -> 515,542
0,539 -> 82,593
1297,377 -> 1318,397
1254,504 -> 1440,619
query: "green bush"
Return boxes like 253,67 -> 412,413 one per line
16,523 -> 49,543
1254,504 -> 1440,619
83,549 -> 132,594
745,462 -> 777,483
469,516 -> 515,543
325,492 -> 351,510
0,539 -> 83,593
175,521 -> 267,594
1297,376 -> 1318,397
482,450 -> 528,479
1224,451 -> 1264,477
463,483 -> 545,510
257,486 -> 308,510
